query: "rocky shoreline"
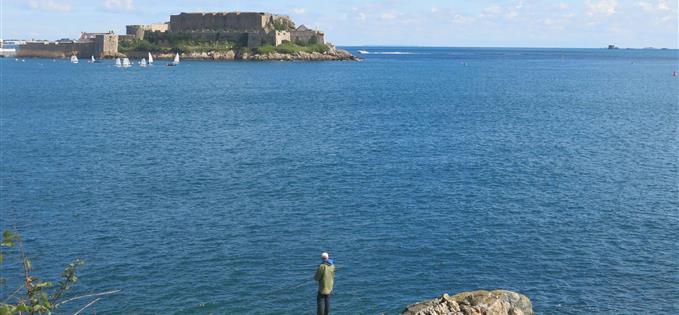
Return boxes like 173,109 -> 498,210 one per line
123,46 -> 359,62
401,290 -> 534,315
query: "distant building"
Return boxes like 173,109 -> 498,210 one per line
165,11 -> 324,48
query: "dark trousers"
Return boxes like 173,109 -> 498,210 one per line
316,292 -> 331,315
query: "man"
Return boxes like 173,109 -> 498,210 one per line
314,252 -> 335,315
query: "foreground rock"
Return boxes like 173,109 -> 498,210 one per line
124,45 -> 359,62
401,290 -> 533,315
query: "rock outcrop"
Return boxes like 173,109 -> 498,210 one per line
123,45 -> 359,62
401,290 -> 533,315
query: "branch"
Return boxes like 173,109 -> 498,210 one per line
1,284 -> 24,304
55,289 -> 121,307
73,298 -> 100,315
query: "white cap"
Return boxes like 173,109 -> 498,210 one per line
321,252 -> 329,259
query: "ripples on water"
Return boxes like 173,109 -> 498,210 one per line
1,48 -> 678,314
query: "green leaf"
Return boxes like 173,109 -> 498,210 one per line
0,304 -> 15,315
1,231 -> 17,247
35,282 -> 53,289
16,304 -> 29,312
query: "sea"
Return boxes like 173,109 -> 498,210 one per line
1,47 -> 678,314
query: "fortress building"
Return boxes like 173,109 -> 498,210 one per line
163,12 -> 324,48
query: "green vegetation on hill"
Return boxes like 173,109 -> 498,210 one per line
119,32 -> 331,56
256,41 -> 330,54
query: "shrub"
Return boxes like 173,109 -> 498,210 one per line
257,44 -> 276,54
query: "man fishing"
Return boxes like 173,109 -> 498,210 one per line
314,252 -> 335,315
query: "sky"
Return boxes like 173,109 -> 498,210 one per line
1,0 -> 677,48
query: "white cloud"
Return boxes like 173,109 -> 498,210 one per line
587,0 -> 618,16
638,1 -> 654,11
483,5 -> 503,16
559,3 -> 570,10
381,11 -> 398,20
293,8 -> 306,15
452,14 -> 471,24
357,12 -> 366,21
104,0 -> 133,11
28,0 -> 71,12
431,7 -> 439,13
637,0 -> 671,13
506,10 -> 519,19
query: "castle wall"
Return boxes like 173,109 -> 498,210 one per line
126,23 -> 169,39
290,30 -> 324,45
273,31 -> 290,46
17,33 -> 118,59
169,12 -> 270,33
94,33 -> 118,58
16,41 -> 95,58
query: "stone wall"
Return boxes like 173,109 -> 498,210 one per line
126,23 -> 169,40
94,33 -> 119,58
290,30 -> 324,45
169,12 -> 271,33
273,31 -> 290,46
17,34 -> 118,59
16,41 -> 94,58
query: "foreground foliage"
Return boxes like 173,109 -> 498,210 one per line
0,230 -> 117,315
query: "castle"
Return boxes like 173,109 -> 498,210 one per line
162,12 -> 324,48
16,11 -> 325,58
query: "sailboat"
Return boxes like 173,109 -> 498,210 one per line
90,55 -> 100,63
148,52 -> 154,65
140,58 -> 147,67
70,55 -> 78,64
122,57 -> 132,68
115,58 -> 122,67
167,53 -> 179,66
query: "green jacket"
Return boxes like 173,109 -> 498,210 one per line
314,262 -> 335,294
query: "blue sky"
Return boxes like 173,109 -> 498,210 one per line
2,0 -> 677,48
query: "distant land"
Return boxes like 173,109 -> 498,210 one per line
9,11 -> 359,61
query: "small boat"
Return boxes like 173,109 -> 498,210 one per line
115,58 -> 122,67
357,50 -> 369,54
167,53 -> 179,66
148,52 -> 154,65
122,57 -> 132,68
70,55 -> 78,64
140,58 -> 147,67
90,55 -> 101,63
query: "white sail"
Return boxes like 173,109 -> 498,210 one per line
148,52 -> 154,63
70,55 -> 78,64
173,53 -> 180,64
140,58 -> 147,67
122,57 -> 132,68
115,58 -> 122,67
91,55 -> 95,63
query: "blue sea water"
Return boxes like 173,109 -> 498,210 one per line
1,47 -> 678,314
